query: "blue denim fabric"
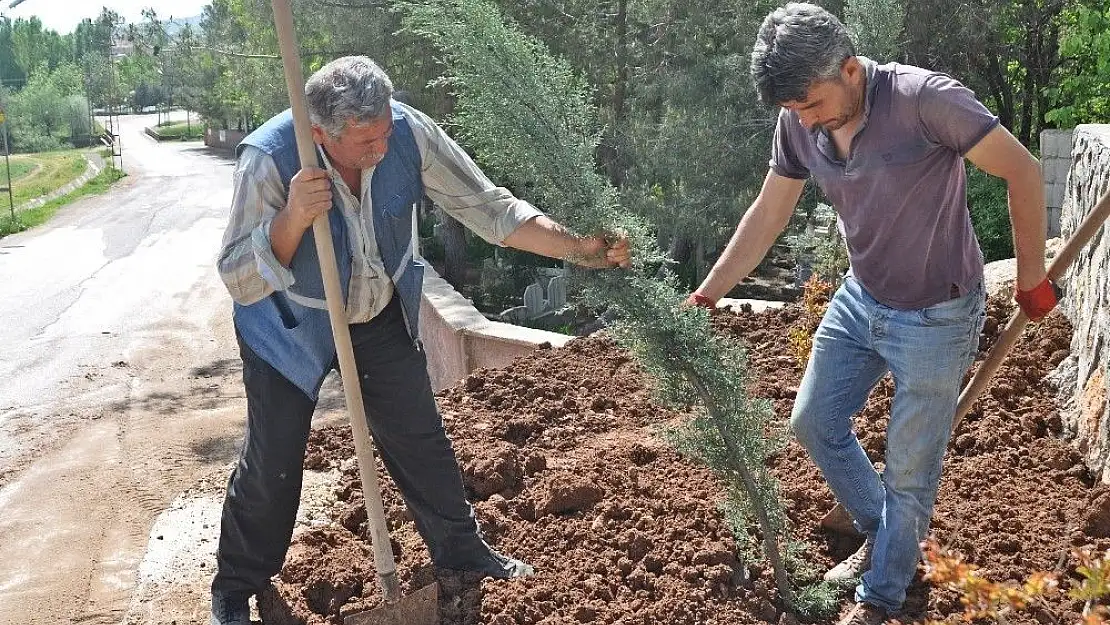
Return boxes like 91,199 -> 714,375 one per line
790,276 -> 985,612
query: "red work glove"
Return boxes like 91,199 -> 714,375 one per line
1015,278 -> 1063,321
683,293 -> 717,309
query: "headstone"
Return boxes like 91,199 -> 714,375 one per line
548,275 -> 567,309
523,283 -> 546,318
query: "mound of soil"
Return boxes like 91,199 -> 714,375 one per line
263,297 -> 1104,624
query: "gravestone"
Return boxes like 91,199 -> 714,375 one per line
548,276 -> 567,310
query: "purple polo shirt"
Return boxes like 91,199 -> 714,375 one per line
771,57 -> 999,310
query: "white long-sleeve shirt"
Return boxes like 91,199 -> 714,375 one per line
217,102 -> 542,323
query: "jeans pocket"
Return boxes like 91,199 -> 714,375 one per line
919,284 -> 983,327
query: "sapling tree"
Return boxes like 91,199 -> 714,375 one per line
399,0 -> 837,613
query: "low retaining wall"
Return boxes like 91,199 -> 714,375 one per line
416,271 -> 790,393
16,152 -> 104,213
419,265 -> 572,392
204,128 -> 248,152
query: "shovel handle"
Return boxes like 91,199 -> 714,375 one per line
953,184 -> 1110,432
270,0 -> 401,602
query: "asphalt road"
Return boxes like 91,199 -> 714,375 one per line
0,113 -> 248,624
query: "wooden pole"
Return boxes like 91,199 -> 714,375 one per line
269,0 -> 402,603
953,186 -> 1110,432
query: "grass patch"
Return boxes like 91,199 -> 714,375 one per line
3,157 -> 36,182
6,150 -> 88,207
0,165 -> 126,238
151,120 -> 204,140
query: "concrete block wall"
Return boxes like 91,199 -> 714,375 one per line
419,265 -> 572,392
1041,129 -> 1075,238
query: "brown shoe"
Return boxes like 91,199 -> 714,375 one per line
824,536 -> 875,582
837,602 -> 887,625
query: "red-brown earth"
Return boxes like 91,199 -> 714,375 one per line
259,296 -> 1109,624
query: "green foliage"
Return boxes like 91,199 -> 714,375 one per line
4,66 -> 94,152
792,580 -> 843,619
4,158 -> 35,182
1046,1 -> 1110,126
901,0 -> 1064,148
615,0 -> 782,257
967,164 -> 1014,263
402,0 -> 802,609
844,0 -> 906,60
5,149 -> 86,206
401,0 -> 630,240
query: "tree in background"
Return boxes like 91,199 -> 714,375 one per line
901,0 -> 1064,148
1045,0 -> 1109,127
845,0 -> 906,60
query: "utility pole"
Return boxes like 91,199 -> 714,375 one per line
0,9 -> 14,223
0,104 -> 13,223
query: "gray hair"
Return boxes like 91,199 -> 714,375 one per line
305,56 -> 394,138
750,3 -> 855,105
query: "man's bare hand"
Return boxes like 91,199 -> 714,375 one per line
681,293 -> 716,309
576,234 -> 631,269
286,167 -> 333,230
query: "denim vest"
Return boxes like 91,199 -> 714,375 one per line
233,103 -> 425,399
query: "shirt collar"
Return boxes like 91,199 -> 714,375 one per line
858,55 -> 879,128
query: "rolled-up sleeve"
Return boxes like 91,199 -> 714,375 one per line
400,103 -> 543,244
216,146 -> 295,305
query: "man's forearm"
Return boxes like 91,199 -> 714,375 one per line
1007,171 -> 1048,290
503,215 -> 588,261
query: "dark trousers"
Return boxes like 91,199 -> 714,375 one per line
212,297 -> 498,598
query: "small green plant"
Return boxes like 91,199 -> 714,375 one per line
967,164 -> 1014,263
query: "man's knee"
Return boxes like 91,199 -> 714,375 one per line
790,399 -> 822,448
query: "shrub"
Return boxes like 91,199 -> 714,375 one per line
967,164 -> 1014,263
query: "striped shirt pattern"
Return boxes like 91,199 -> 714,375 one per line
217,103 -> 543,323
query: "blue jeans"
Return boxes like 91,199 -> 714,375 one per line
790,277 -> 985,612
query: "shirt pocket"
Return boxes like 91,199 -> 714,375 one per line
378,183 -> 420,222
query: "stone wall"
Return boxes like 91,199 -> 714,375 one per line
1042,129 -> 1074,238
1055,125 -> 1110,482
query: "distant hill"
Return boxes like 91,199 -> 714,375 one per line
164,15 -> 203,37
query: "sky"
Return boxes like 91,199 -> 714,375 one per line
2,0 -> 210,35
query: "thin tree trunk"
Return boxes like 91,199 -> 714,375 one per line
598,0 -> 630,188
683,368 -> 794,611
436,206 -> 468,287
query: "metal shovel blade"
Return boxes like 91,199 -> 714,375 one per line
343,582 -> 439,625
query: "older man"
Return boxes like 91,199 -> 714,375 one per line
687,4 -> 1056,624
211,56 -> 629,625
